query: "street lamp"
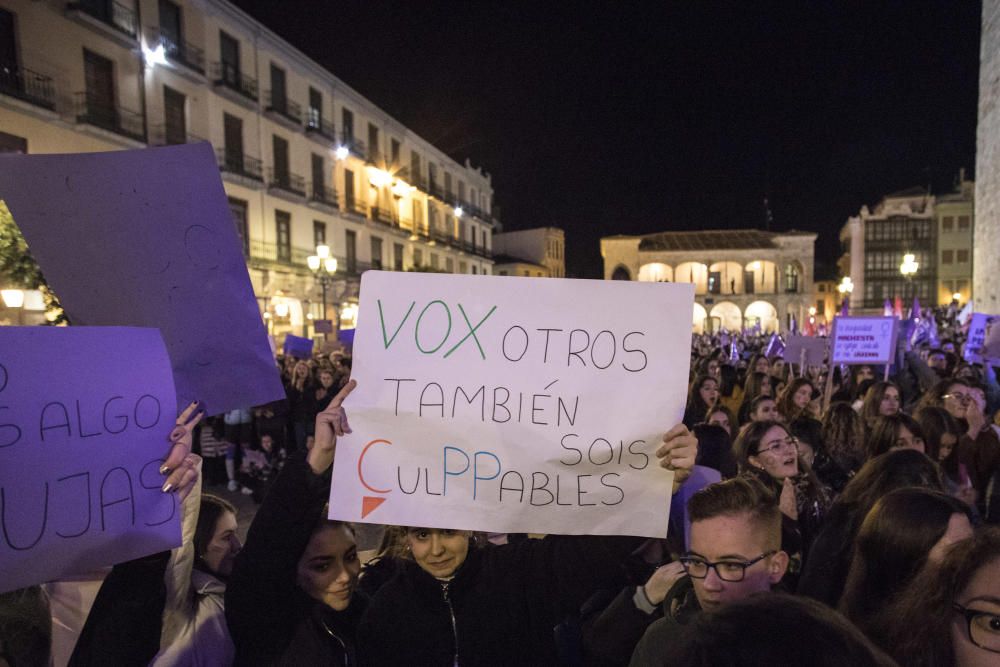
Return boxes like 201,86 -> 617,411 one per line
307,244 -> 338,321
836,276 -> 854,297
900,252 -> 919,300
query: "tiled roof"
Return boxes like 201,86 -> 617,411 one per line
638,229 -> 812,252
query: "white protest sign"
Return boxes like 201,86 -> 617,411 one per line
328,272 -> 693,538
830,316 -> 897,364
964,313 -> 994,363
0,327 -> 179,594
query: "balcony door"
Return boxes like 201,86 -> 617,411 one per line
158,0 -> 182,50
269,64 -> 286,112
0,9 -> 18,87
311,153 -> 324,198
219,31 -> 239,84
83,49 -> 115,123
163,85 -> 186,145
272,135 -> 290,186
223,113 -> 243,169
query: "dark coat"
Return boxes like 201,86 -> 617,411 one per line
358,534 -> 642,667
226,457 -> 368,666
626,578 -> 700,667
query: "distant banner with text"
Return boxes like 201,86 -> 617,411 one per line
328,272 -> 693,538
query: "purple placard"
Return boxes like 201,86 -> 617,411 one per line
0,327 -> 179,593
314,319 -> 334,334
283,334 -> 314,359
782,335 -> 828,367
0,144 -> 284,416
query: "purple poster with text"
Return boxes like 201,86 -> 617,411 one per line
0,143 -> 284,415
0,327 -> 179,593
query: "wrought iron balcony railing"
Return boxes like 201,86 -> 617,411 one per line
0,63 -> 56,110
146,27 -> 203,73
211,62 -> 257,101
148,123 -> 203,146
267,168 -> 306,196
265,90 -> 301,124
74,92 -> 145,142
216,147 -> 263,181
68,0 -> 136,39
305,113 -> 336,142
309,183 -> 339,208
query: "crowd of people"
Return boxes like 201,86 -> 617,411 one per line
4,305 -> 1000,666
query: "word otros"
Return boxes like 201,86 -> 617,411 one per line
356,436 -> 652,508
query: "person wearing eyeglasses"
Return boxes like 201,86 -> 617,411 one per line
880,527 -> 1000,666
627,477 -> 789,666
733,420 -> 831,581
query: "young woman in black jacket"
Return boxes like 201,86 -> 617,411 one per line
226,381 -> 366,665
357,424 -> 698,667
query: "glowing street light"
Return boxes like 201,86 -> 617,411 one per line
836,276 -> 854,295
334,146 -> 349,160
900,253 -> 919,278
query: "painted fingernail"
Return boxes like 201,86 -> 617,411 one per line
161,482 -> 173,493
159,464 -> 171,475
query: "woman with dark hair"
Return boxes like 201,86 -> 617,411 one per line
775,377 -> 818,424
917,377 -> 972,417
916,406 -> 976,505
738,371 -> 773,424
859,381 -> 901,428
682,374 -> 719,429
789,417 -> 849,495
733,420 -> 830,573
70,403 -> 218,666
820,402 -> 866,477
865,413 -> 925,459
227,381 -> 366,665
657,593 -> 897,667
838,488 -> 973,645
706,405 -> 735,438
747,353 -> 770,377
692,422 -> 737,478
798,449 -> 945,606
881,527 -> 1000,667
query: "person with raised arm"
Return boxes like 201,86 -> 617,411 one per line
356,424 -> 698,667
226,380 -> 365,666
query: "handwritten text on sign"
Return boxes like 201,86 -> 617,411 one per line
830,316 -> 898,364
328,273 -> 693,538
0,328 -> 179,594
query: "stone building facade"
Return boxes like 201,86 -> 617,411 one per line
601,229 -> 816,334
977,0 -> 1000,314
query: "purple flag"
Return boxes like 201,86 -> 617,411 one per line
765,333 -> 786,358
883,299 -> 893,317
912,297 -> 922,320
840,297 -> 849,317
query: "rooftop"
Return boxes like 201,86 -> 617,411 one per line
636,229 -> 815,252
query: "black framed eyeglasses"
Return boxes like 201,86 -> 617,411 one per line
679,550 -> 776,582
953,603 -> 1000,653
944,392 -> 972,404
756,437 -> 798,456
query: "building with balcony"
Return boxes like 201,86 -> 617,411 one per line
601,229 -> 817,334
0,0 -> 497,341
838,176 -> 973,313
492,227 -> 565,277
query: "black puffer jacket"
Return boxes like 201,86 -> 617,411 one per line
226,457 -> 368,665
358,534 -> 642,666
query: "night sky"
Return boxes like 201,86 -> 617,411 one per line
230,0 -> 981,279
